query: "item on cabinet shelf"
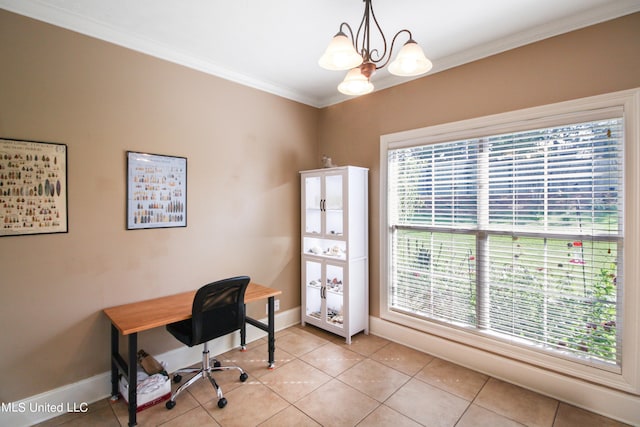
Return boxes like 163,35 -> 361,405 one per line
330,285 -> 343,293
309,246 -> 322,255
327,307 -> 344,325
326,277 -> 343,293
326,245 -> 344,257
322,155 -> 337,168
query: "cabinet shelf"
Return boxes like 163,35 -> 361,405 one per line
303,233 -> 345,240
309,309 -> 344,324
305,252 -> 346,261
300,166 -> 369,344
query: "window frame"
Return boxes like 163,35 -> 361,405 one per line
380,88 -> 640,394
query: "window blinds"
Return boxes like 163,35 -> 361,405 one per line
388,117 -> 623,367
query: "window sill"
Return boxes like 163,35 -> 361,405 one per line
381,308 -> 637,393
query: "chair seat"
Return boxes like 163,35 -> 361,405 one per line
166,319 -> 193,347
167,307 -> 241,347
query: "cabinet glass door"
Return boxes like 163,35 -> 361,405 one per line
304,176 -> 321,235
305,260 -> 322,321
324,173 -> 343,237
324,262 -> 344,329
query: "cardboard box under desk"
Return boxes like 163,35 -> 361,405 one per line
118,374 -> 171,412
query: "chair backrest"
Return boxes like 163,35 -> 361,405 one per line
191,276 -> 250,345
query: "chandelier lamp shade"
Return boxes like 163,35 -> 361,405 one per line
319,0 -> 432,96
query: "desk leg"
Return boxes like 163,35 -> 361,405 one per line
267,296 -> 275,368
240,304 -> 247,351
244,297 -> 276,369
110,325 -> 119,399
127,333 -> 138,427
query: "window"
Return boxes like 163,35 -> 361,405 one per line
380,89 -> 640,392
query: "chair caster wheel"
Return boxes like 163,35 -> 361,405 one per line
214,360 -> 221,368
217,398 -> 227,408
173,374 -> 182,383
240,372 -> 248,382
166,400 -> 176,410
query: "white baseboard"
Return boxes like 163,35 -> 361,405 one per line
369,316 -> 640,426
0,307 -> 300,427
0,371 -> 113,427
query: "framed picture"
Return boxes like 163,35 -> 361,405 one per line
126,151 -> 187,230
0,138 -> 68,237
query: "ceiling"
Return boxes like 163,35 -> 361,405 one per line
2,0 -> 639,108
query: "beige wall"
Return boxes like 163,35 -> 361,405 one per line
1,7 -> 639,408
0,10 -> 318,402
318,12 -> 640,318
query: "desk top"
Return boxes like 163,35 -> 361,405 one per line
104,282 -> 281,335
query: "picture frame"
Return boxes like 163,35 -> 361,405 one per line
0,138 -> 68,237
126,151 -> 187,230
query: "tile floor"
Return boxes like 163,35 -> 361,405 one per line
37,325 -> 629,427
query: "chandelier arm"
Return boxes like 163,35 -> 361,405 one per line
377,29 -> 412,70
338,22 -> 356,44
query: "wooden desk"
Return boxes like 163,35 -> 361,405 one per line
104,282 -> 281,427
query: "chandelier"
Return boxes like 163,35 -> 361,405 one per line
319,0 -> 432,96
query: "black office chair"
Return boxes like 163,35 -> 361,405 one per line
165,276 -> 250,410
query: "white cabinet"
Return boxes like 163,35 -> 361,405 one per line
300,166 -> 368,344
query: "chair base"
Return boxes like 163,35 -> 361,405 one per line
165,342 -> 248,410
